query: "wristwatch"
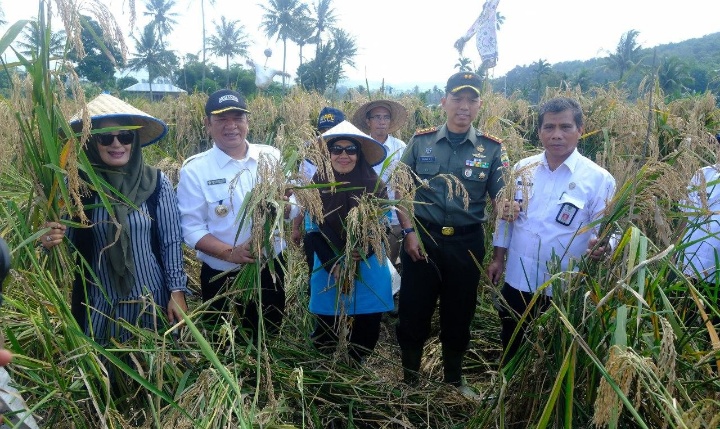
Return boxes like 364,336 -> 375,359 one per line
400,227 -> 415,237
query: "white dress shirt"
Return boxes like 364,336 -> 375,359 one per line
680,165 -> 720,279
373,134 -> 407,225
493,149 -> 616,295
177,142 -> 298,271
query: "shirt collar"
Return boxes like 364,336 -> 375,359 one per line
542,148 -> 580,172
210,140 -> 257,167
437,124 -> 478,146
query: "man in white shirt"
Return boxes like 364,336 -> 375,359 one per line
351,99 -> 408,269
177,89 -> 296,341
488,97 -> 616,363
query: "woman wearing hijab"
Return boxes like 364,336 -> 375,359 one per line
40,94 -> 189,344
307,121 -> 393,363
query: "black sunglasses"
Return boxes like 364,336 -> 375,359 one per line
94,131 -> 135,146
329,145 -> 359,156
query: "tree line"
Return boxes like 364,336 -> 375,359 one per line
0,0 -> 358,98
479,30 -> 720,104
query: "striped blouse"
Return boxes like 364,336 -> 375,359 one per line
69,173 -> 189,343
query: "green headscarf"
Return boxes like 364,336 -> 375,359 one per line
84,119 -> 158,297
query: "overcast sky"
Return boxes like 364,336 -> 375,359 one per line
3,0 -> 719,90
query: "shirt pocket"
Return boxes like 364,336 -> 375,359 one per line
416,162 -> 440,179
205,186 -> 233,220
554,194 -> 586,228
457,167 -> 489,201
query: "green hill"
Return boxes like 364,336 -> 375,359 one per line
490,32 -> 720,102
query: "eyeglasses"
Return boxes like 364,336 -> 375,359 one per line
369,114 -> 391,121
328,145 -> 359,156
94,131 -> 135,146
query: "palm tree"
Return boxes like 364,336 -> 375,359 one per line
127,24 -> 177,99
16,20 -> 66,58
296,27 -> 356,94
200,0 -> 216,92
206,17 -> 250,87
605,29 -> 642,80
532,58 -> 551,102
455,57 -> 472,72
289,12 -> 315,66
311,0 -> 338,53
260,0 -> 309,87
328,28 -> 356,92
658,56 -> 693,98
143,0 -> 179,48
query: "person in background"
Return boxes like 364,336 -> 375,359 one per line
306,120 -> 392,363
40,94 -> 189,344
351,100 -> 408,270
177,89 -> 298,342
488,97 -> 616,364
395,72 -> 507,393
677,132 -> 720,337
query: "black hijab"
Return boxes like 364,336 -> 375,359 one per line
312,137 -> 387,251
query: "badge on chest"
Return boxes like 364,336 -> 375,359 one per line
556,202 -> 579,226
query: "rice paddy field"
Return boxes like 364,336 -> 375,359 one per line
1,5 -> 720,429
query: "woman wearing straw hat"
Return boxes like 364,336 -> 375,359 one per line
306,120 -> 393,363
39,94 -> 189,344
351,100 -> 408,273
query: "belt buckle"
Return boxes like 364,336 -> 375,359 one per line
441,226 -> 454,236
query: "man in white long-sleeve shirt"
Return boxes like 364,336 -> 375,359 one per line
177,89 -> 297,341
488,97 -> 616,363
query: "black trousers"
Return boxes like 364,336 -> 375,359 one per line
200,254 -> 286,341
497,283 -> 550,364
396,225 -> 484,353
312,313 -> 383,362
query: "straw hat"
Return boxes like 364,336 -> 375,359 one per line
69,94 -> 168,146
351,99 -> 408,135
320,120 -> 387,167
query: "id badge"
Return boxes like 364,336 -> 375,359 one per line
556,202 -> 579,226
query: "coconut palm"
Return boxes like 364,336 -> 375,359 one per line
605,29 -> 642,80
311,0 -> 338,53
200,0 -> 216,92
260,0 -> 309,88
532,58 -> 551,102
15,20 -> 66,58
143,0 -> 179,48
328,27 -> 356,92
127,24 -> 177,99
455,57 -> 472,72
206,16 -> 250,87
289,12 -> 314,66
658,56 -> 693,98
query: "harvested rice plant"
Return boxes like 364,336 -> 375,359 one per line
0,2 -> 719,429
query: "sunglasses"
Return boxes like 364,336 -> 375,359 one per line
94,131 -> 135,146
328,145 -> 359,156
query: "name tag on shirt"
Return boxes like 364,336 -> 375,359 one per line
556,202 -> 579,226
207,178 -> 227,185
419,156 -> 436,163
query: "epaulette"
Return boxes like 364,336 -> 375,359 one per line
414,126 -> 438,136
480,132 -> 503,144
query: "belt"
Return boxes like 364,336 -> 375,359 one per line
417,218 -> 482,236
